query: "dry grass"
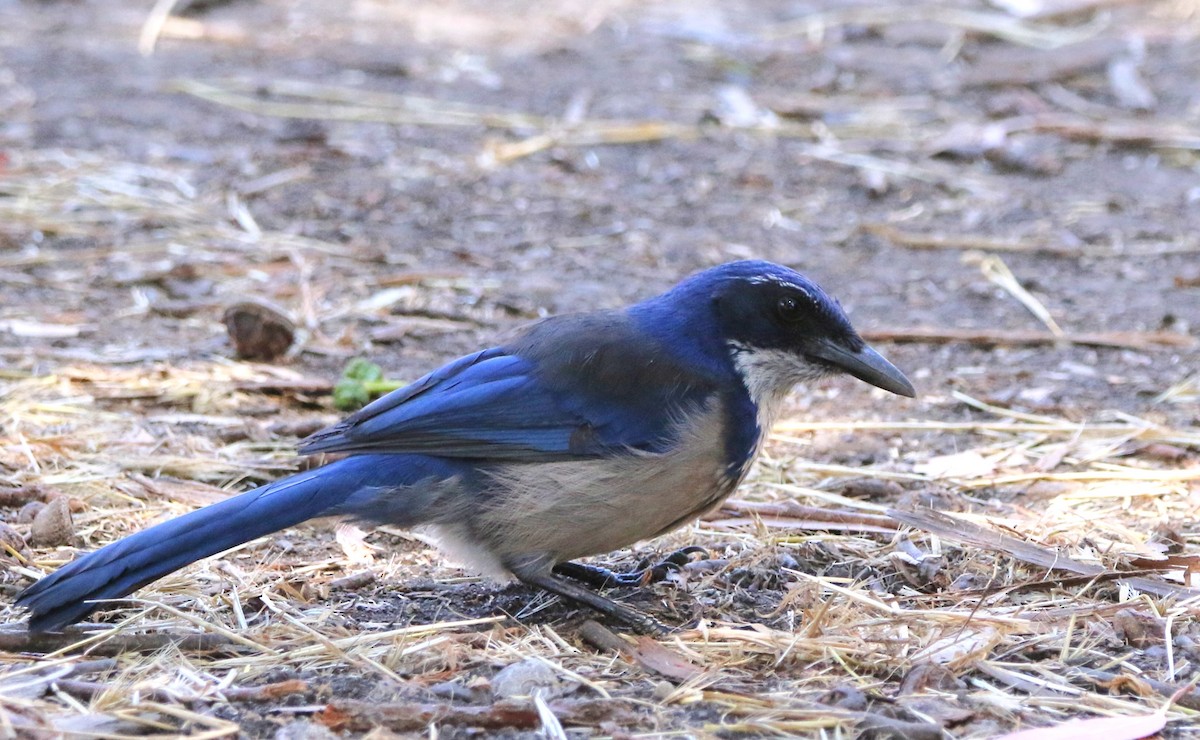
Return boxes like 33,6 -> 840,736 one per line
3,1 -> 1200,734
2,209 -> 1198,735
1,352 -> 1198,737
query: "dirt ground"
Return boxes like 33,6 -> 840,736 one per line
1,0 -> 1199,737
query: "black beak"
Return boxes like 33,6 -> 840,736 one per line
805,337 -> 916,397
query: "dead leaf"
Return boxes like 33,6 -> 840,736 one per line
335,523 -> 376,564
630,637 -> 705,682
911,626 -> 1000,665
890,507 -> 1200,600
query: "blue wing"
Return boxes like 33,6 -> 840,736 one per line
299,313 -> 719,461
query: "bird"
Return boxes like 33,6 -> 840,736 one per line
17,260 -> 914,634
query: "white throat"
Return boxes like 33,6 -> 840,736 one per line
728,342 -> 830,436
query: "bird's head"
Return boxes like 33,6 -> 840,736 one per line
637,261 -> 915,404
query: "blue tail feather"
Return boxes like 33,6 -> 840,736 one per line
16,454 -> 458,632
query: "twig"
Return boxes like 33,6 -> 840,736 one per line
0,628 -> 239,655
138,0 -> 183,55
481,122 -> 695,166
175,78 -> 695,164
1068,666 -> 1200,711
794,144 -> 993,195
328,570 -> 377,590
53,678 -> 308,705
862,326 -> 1195,350
952,569 -> 1174,604
234,378 -> 335,394
578,620 -> 634,656
762,5 -> 1109,49
854,713 -> 946,740
862,222 -> 1200,257
218,680 -> 310,703
320,698 -> 632,733
63,658 -> 119,677
976,254 -> 1065,337
889,508 -> 1200,600
977,661 -> 1083,695
705,500 -> 901,534
175,78 -> 550,129
0,486 -> 51,507
1016,113 -> 1200,150
961,38 -> 1125,87
578,620 -> 705,682
113,702 -> 241,737
862,222 -> 1085,257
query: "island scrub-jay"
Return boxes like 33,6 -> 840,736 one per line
18,260 -> 914,633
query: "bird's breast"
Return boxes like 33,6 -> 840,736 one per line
471,399 -> 749,565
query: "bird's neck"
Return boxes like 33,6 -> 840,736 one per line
724,341 -> 836,479
726,343 -> 817,428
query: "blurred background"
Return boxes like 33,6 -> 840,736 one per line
1,0 -> 1196,414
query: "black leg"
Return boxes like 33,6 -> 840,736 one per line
509,562 -> 666,634
552,561 -> 645,588
554,546 -> 711,588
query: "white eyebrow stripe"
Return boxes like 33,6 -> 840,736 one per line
744,275 -> 814,299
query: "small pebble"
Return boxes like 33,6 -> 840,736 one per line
840,479 -> 903,499
223,299 -> 295,361
16,501 -> 45,523
30,497 -> 75,547
491,658 -> 563,700
898,663 -> 965,694
429,680 -> 477,702
329,570 -> 377,591
0,521 -> 29,557
273,721 -> 338,740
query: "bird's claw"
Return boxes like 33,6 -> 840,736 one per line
556,546 -> 712,588
639,545 -> 711,583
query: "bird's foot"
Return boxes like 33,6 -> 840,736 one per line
554,546 -> 710,588
638,545 -> 711,583
511,563 -> 667,634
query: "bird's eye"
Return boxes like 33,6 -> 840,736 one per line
776,295 -> 803,323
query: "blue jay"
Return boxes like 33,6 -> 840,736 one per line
18,260 -> 914,633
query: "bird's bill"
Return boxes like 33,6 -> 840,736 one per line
806,338 -> 916,397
